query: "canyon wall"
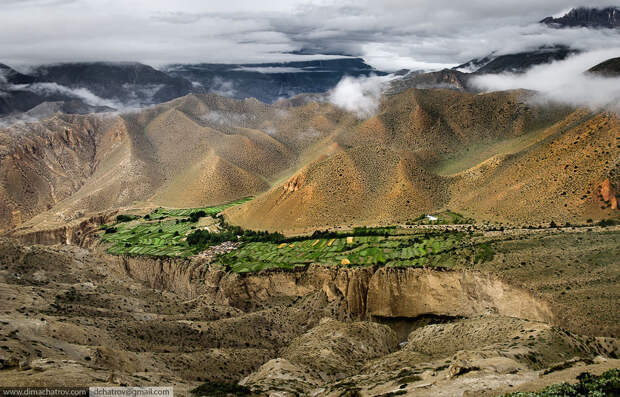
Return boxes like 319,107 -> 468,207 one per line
109,256 -> 554,323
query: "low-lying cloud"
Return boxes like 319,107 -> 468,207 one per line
471,49 -> 620,111
328,74 -> 394,118
23,82 -> 117,108
210,77 -> 236,98
201,110 -> 254,127
232,66 -> 306,73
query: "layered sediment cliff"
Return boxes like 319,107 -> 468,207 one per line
110,255 -> 553,323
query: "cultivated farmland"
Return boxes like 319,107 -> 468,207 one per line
100,197 -> 252,257
216,230 -> 493,273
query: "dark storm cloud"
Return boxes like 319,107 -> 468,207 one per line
0,0 -> 618,70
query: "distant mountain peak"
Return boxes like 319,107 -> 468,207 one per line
0,63 -> 37,84
541,6 -> 620,29
587,57 -> 620,77
454,45 -> 577,75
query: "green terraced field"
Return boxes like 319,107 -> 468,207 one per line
100,197 -> 252,257
102,219 -> 199,257
100,197 -> 494,271
148,197 -> 253,220
217,231 -> 492,273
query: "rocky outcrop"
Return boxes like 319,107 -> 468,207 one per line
209,266 -> 553,322
107,255 -> 208,298
599,178 -> 618,210
365,268 -> 553,321
12,212 -> 117,247
107,257 -> 554,323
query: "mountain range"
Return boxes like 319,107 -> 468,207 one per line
1,7 -> 618,119
0,58 -> 383,118
2,76 -> 617,235
541,6 -> 620,28
0,5 -> 619,396
165,58 -> 384,103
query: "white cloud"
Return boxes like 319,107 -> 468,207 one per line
22,82 -> 117,108
232,66 -> 306,73
0,1 -> 617,70
201,110 -> 254,126
328,74 -> 395,118
471,49 -> 620,111
210,77 -> 237,97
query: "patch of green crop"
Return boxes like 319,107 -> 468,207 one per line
500,368 -> 619,396
99,198 -> 252,257
217,230 -> 490,273
148,197 -> 252,220
101,198 -> 495,271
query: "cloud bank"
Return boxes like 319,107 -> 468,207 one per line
328,74 -> 394,118
24,82 -> 117,107
232,66 -> 306,73
0,1 -> 618,71
471,49 -> 620,111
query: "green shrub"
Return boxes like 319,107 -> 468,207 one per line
189,210 -> 207,222
502,368 -> 619,396
116,214 -> 137,223
190,381 -> 251,396
598,218 -> 619,227
474,243 -> 494,263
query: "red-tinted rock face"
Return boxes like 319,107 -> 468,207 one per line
599,179 -> 618,210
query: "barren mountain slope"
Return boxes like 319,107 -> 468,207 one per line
225,146 -> 448,232
227,89 -> 617,232
0,115 -> 130,232
2,89 -> 617,235
448,111 -> 619,224
0,94 -> 356,232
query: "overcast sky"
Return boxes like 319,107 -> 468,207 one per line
1,0 -> 618,70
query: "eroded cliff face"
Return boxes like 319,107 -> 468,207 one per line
12,212 -> 117,247
365,268 -> 553,321
0,115 -> 127,231
109,255 -> 207,298
108,256 -> 553,323
2,236 -> 617,396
